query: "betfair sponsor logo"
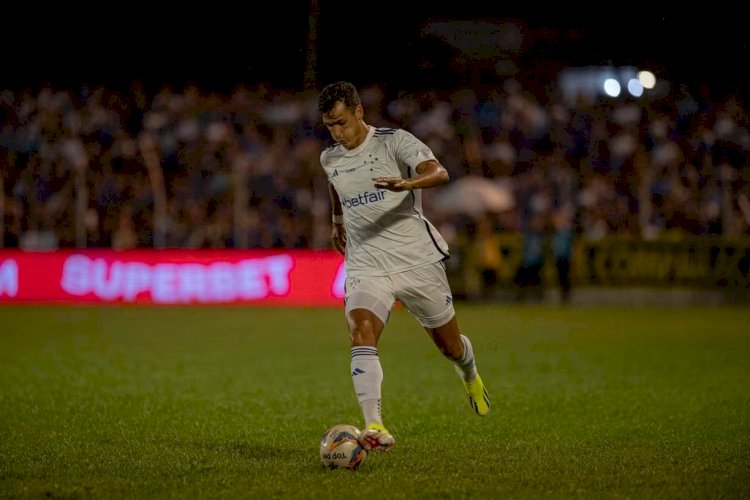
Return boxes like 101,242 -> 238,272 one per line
341,190 -> 386,208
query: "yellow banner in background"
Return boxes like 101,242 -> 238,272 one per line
453,233 -> 750,294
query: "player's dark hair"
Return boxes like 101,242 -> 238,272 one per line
318,81 -> 361,114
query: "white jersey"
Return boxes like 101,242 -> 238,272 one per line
320,125 -> 450,277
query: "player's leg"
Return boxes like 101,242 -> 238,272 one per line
344,276 -> 396,451
426,317 -> 490,416
397,262 -> 490,416
347,308 -> 385,429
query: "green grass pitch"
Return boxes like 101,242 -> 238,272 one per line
1,304 -> 748,498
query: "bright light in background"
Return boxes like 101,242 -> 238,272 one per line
627,78 -> 644,97
558,66 -> 664,104
638,70 -> 656,89
603,78 -> 621,97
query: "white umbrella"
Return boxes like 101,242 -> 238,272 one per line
430,175 -> 514,216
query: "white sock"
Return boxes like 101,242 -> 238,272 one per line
351,346 -> 383,427
454,334 -> 478,382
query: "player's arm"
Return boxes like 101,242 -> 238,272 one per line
328,182 -> 347,255
372,159 -> 449,192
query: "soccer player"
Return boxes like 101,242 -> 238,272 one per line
317,81 -> 490,452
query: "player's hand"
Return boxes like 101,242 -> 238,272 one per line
331,223 -> 347,255
373,176 -> 413,192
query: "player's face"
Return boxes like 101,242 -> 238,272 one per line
322,101 -> 366,150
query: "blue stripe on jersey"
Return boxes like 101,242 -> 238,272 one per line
406,165 -> 450,260
425,219 -> 450,260
373,128 -> 395,136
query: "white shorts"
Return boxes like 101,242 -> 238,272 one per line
344,261 -> 456,329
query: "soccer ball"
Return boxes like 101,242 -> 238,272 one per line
319,424 -> 367,470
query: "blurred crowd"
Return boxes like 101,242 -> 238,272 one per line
1,76 -> 749,253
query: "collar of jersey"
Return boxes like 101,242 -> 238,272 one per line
342,125 -> 375,157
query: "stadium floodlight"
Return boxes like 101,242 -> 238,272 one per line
637,70 -> 656,89
559,65 -> 662,104
627,78 -> 644,97
603,78 -> 622,97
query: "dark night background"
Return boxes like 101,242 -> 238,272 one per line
3,2 -> 749,98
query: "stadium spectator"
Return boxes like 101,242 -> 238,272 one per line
0,68 -> 748,299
